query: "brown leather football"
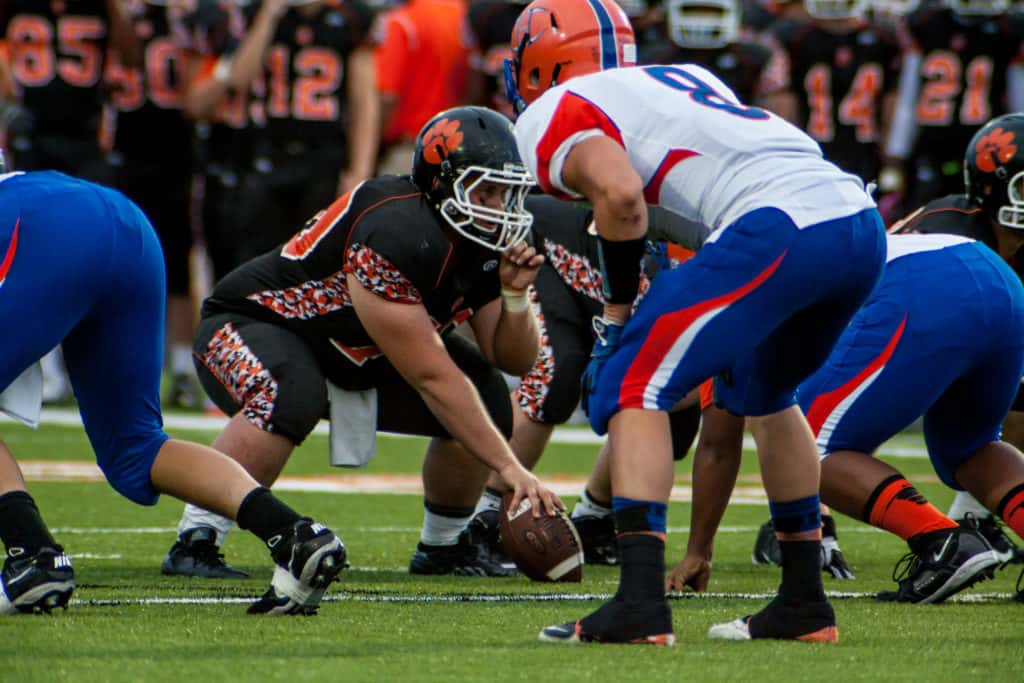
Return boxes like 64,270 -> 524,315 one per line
499,492 -> 584,582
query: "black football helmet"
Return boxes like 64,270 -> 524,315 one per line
413,106 -> 534,252
965,113 -> 1024,230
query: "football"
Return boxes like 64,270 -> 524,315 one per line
499,492 -> 584,583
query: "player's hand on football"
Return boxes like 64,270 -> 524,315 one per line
499,461 -> 564,518
665,553 -> 712,593
499,242 -> 544,293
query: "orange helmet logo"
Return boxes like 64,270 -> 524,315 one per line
422,118 -> 464,165
975,127 -> 1018,174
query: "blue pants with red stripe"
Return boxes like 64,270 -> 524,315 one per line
587,207 -> 886,433
0,171 -> 169,504
799,241 -> 1024,489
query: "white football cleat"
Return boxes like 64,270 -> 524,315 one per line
707,617 -> 752,641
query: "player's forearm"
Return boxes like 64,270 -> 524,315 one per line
105,0 -> 142,68
183,75 -> 227,121
227,5 -> 281,90
491,300 -> 540,376
687,409 -> 745,558
345,50 -> 380,181
416,372 -> 518,474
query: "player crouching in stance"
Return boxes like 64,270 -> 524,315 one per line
669,231 -> 1022,605
0,163 -> 345,615
507,0 -> 886,644
160,106 -> 564,582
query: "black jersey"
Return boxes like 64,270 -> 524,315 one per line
253,0 -> 375,158
203,175 -> 502,389
640,40 -> 773,104
889,194 -> 996,247
107,1 -> 193,164
1,0 -> 110,138
904,7 -> 1024,159
771,18 -> 901,182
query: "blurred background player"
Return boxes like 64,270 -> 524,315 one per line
640,0 -> 776,105
105,0 -> 204,410
210,0 -> 379,266
883,0 -> 1024,217
1,0 -> 140,405
0,166 -> 346,616
375,0 -> 471,174
161,107 -> 563,580
763,0 -> 903,186
465,0 -> 527,117
183,0 -> 264,283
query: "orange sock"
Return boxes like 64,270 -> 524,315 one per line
863,475 -> 958,541
997,484 -> 1024,540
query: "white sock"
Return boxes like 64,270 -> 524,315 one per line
572,488 -> 612,519
947,491 -> 991,521
170,345 -> 195,376
420,509 -> 471,546
178,504 -> 235,546
472,489 -> 503,517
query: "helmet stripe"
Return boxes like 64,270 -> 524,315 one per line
585,0 -> 619,70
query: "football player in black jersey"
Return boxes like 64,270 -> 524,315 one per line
0,0 -> 138,180
640,0 -> 776,105
885,113 -> 1024,600
106,0 -> 205,411
161,106 -> 565,580
219,0 -> 379,266
883,0 -> 1024,214
764,0 -> 902,184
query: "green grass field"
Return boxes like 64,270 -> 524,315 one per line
1,415 -> 1022,682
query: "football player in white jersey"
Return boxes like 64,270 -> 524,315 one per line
505,0 -> 887,644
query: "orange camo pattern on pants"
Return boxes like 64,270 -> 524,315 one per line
199,323 -> 279,432
515,286 -> 555,422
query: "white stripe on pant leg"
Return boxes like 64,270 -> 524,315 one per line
642,306 -> 726,409
815,367 -> 885,453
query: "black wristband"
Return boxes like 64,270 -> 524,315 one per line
597,236 -> 646,304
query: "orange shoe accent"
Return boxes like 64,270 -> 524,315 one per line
628,633 -> 676,646
796,625 -> 839,643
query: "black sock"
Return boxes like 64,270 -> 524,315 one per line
584,487 -> 611,510
821,514 -> 838,539
778,540 -> 826,603
0,491 -> 56,556
616,534 -> 666,602
236,487 -> 302,544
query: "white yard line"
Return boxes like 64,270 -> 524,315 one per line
73,589 -> 1015,608
5,408 -> 930,457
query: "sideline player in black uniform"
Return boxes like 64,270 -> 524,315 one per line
161,106 -> 564,579
884,1 -> 1024,213
466,0 -> 524,117
642,0 -> 776,105
220,0 -> 379,266
888,112 -> 1024,600
764,0 -> 902,184
107,0 -> 203,409
0,0 -> 137,180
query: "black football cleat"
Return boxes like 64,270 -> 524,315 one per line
876,526 -> 998,604
752,519 -> 782,566
708,596 -> 838,642
572,514 -> 619,565
959,513 -> 1022,567
0,546 -> 75,615
539,598 -> 675,645
465,509 -> 516,571
161,527 -> 249,579
409,528 -> 517,577
248,519 -> 347,615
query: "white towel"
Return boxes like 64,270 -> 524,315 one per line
0,362 -> 43,429
328,381 -> 378,468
